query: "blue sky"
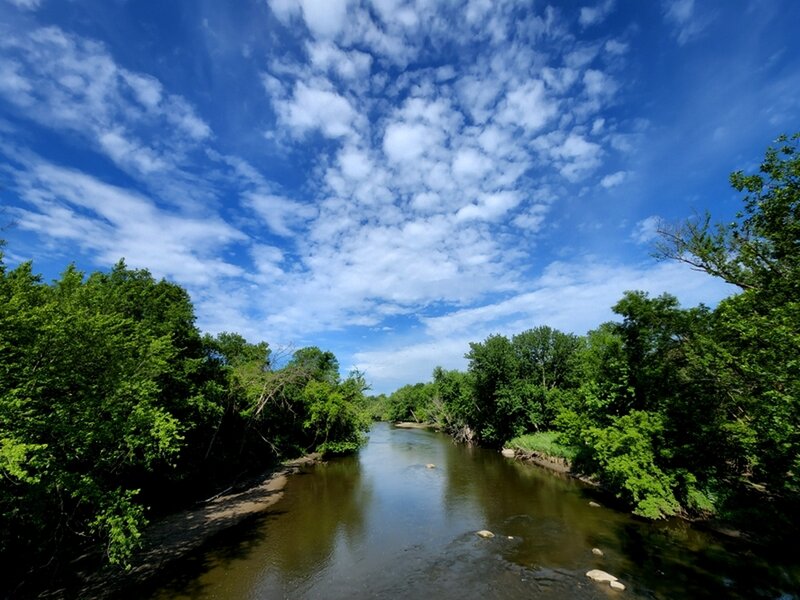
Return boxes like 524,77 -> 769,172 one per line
0,0 -> 798,393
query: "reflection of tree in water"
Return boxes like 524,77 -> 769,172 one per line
440,439 -> 629,571
144,455 -> 372,599
266,454 -> 372,580
612,520 -> 800,600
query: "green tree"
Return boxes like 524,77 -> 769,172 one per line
657,133 -> 800,500
465,334 -> 518,446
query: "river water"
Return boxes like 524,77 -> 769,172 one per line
146,423 -> 799,599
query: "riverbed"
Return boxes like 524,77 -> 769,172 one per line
140,423 -> 799,599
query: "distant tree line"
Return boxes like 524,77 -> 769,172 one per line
0,257 -> 370,593
371,134 -> 800,530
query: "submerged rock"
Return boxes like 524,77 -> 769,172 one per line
501,448 -> 515,458
426,463 -> 436,469
592,547 -> 604,556
589,501 -> 602,508
476,530 -> 495,538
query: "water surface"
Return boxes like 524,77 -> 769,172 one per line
147,423 -> 799,599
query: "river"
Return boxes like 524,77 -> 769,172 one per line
144,422 -> 799,599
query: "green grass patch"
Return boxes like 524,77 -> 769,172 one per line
507,431 -> 578,462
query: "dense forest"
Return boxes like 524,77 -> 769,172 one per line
372,134 -> 800,530
0,257 -> 371,592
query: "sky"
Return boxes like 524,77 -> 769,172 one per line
0,0 -> 798,393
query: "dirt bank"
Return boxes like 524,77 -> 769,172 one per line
506,448 -> 573,475
72,454 -> 321,599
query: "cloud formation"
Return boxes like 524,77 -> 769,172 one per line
2,0 -> 797,392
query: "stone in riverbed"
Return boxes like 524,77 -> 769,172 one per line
592,547 -> 604,556
426,463 -> 436,469
476,530 -> 495,538
586,569 -> 617,583
589,501 -> 602,507
586,570 -> 626,591
501,448 -> 515,458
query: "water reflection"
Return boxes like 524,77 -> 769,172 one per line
144,423 -> 800,599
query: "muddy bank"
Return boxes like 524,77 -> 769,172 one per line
71,454 -> 320,599
503,447 -> 573,475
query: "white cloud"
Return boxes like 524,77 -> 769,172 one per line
551,133 -> 603,181
299,0 -> 350,39
452,147 -> 489,180
356,258 -> 734,392
583,69 -> 616,99
600,170 -> 627,188
245,192 -> 317,237
498,80 -> 558,132
337,145 -> 372,180
632,215 -> 662,244
513,203 -> 549,231
663,0 -> 705,45
275,81 -> 358,139
455,191 -> 521,222
579,0 -> 616,27
5,0 -> 42,10
0,26 -> 211,197
12,161 -> 245,286
267,0 -> 300,25
383,122 -> 433,162
604,39 -> 628,55
306,41 -> 372,80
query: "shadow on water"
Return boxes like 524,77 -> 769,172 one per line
119,510 -> 287,600
143,454 -> 372,599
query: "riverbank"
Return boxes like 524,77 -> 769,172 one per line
503,447 -> 573,475
393,421 -> 436,429
60,454 -> 321,599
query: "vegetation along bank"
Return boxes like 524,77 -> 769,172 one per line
369,134 -> 800,538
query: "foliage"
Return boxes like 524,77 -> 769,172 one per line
385,134 -> 800,529
0,257 -> 369,592
302,372 -> 371,455
383,382 -> 435,423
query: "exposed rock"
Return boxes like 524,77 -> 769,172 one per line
589,501 -> 602,507
586,569 -> 617,583
587,570 -> 626,591
501,448 -> 516,458
476,530 -> 495,538
592,547 -> 604,556
426,463 -> 436,469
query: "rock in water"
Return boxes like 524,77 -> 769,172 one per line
426,463 -> 436,469
592,547 -> 604,556
610,581 -> 626,591
501,448 -> 515,457
476,530 -> 495,538
586,569 -> 617,583
589,501 -> 601,508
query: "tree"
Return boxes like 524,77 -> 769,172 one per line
656,133 -> 800,502
657,132 -> 799,297
465,334 -> 519,446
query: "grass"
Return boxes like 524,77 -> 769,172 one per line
507,431 -> 578,462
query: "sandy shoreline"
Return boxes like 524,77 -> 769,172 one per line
71,454 -> 321,599
392,421 -> 435,429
